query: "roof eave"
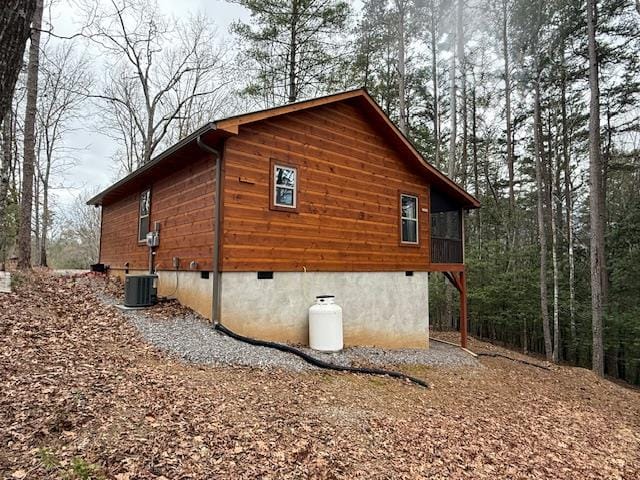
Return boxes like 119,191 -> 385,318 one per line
86,122 -> 218,206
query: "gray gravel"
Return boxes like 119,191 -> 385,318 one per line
97,290 -> 478,371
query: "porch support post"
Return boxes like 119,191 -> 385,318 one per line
460,269 -> 468,348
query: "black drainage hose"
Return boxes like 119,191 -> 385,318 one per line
476,351 -> 551,370
214,323 -> 430,388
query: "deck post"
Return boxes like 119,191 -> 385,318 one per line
460,269 -> 468,348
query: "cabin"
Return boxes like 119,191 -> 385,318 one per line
88,89 -> 479,349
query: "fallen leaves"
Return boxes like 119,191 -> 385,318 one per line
0,271 -> 639,479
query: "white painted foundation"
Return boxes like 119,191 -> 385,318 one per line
220,271 -> 429,348
111,269 -> 430,348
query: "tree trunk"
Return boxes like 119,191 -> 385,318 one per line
430,12 -> 440,169
288,0 -> 299,103
586,0 -> 606,376
444,1 -> 460,330
502,0 -> 514,214
471,73 -> 481,246
550,113 -> 560,363
458,0 -> 467,189
0,0 -> 36,122
534,77 -> 552,361
0,110 -> 12,268
39,145 -> 51,267
396,0 -> 407,135
448,0 -> 457,179
602,102 -> 611,305
40,178 -> 48,267
17,0 -> 43,270
560,49 -> 576,361
33,172 -> 40,260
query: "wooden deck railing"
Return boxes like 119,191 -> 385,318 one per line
431,237 -> 463,264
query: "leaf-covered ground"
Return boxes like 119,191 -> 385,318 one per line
1,271 -> 639,479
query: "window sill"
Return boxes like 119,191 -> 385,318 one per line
399,241 -> 421,248
270,204 -> 299,213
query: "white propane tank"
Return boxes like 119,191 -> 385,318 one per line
309,295 -> 343,352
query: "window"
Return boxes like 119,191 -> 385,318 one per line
138,189 -> 151,242
272,163 -> 297,209
400,194 -> 419,244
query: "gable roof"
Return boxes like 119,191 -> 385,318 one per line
88,89 -> 479,209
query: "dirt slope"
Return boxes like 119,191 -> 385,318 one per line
1,272 -> 638,479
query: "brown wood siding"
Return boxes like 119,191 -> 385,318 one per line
100,153 -> 216,271
220,102 -> 432,272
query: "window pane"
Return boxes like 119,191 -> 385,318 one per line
139,216 -> 150,241
276,166 -> 295,187
402,219 -> 418,243
276,186 -> 294,206
140,190 -> 150,216
401,195 -> 417,219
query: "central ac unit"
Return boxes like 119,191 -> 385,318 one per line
124,274 -> 158,307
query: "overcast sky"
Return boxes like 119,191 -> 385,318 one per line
47,0 -> 249,209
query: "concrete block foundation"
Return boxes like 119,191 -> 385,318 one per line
220,271 -> 429,348
110,270 -> 429,349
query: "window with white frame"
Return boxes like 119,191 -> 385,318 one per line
400,194 -> 419,244
138,189 -> 151,242
273,164 -> 297,208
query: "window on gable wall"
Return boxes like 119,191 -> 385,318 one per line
138,189 -> 151,242
273,164 -> 297,208
400,193 -> 419,244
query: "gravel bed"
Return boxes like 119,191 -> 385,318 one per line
97,290 -> 478,371
321,344 -> 479,368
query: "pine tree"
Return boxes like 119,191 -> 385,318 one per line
231,0 -> 350,105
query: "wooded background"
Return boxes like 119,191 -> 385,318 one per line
0,0 -> 638,384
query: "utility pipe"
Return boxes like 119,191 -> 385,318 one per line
196,135 -> 222,324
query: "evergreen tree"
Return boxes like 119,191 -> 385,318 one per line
230,0 -> 350,106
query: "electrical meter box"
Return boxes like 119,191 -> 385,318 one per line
146,231 -> 159,247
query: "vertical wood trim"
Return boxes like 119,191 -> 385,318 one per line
460,269 -> 468,349
426,185 -> 431,264
461,208 -> 465,264
218,143 -> 227,269
98,206 -> 103,264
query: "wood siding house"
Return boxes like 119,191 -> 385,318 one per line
89,89 -> 479,348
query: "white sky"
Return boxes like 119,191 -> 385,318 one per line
47,0 -> 249,209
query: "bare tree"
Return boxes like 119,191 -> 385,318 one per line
48,188 -> 101,268
35,43 -> 92,266
0,1 -> 37,124
83,0 -> 229,173
0,111 -> 12,268
18,0 -> 43,270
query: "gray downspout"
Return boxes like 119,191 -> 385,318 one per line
197,135 -> 222,325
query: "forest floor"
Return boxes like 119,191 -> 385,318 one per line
1,271 -> 639,479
